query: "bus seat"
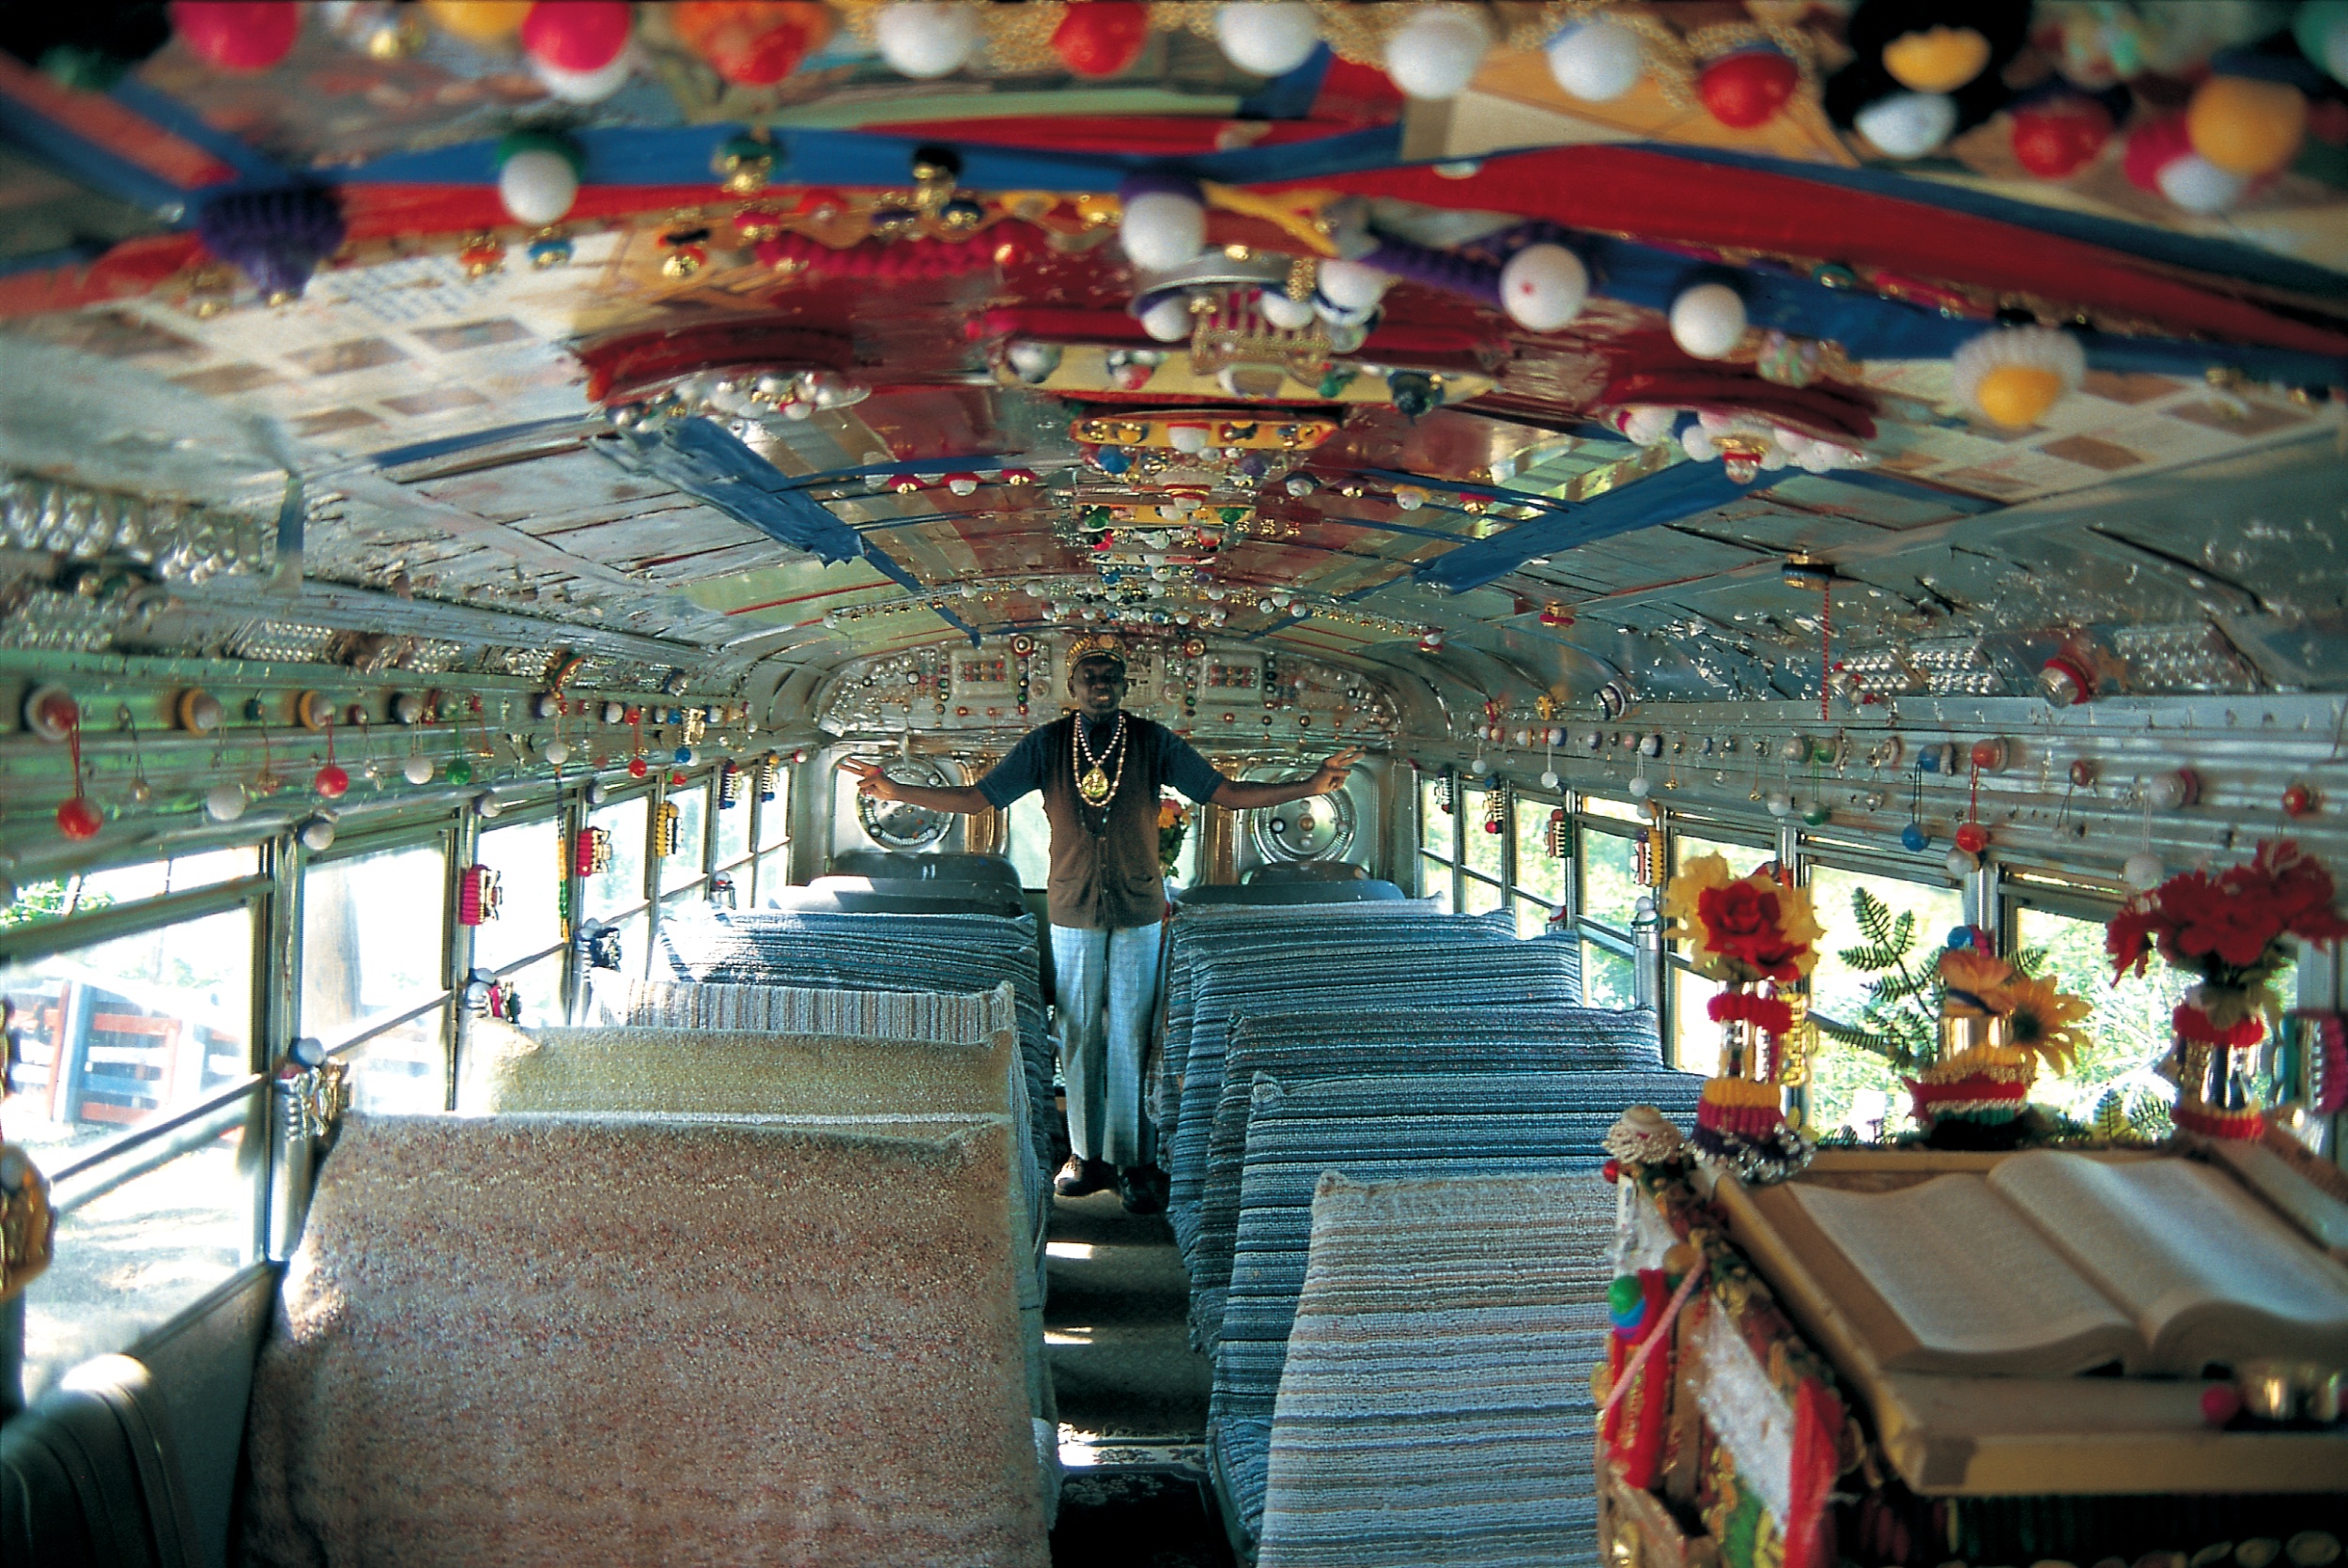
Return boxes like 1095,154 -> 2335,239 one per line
1254,1173 -> 1619,1568
657,909 -> 1052,1179
1,1353 -> 204,1568
771,880 -> 1031,918
1208,1068 -> 1703,1556
240,1114 -> 1049,1567
1185,1007 -> 1663,1341
1167,919 -> 1581,1265
826,850 -> 1024,898
1171,881 -> 1403,907
1240,861 -> 1368,884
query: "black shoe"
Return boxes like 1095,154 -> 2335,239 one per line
1118,1165 -> 1166,1215
1055,1157 -> 1114,1198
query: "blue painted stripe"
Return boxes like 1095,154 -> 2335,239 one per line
0,91 -> 189,214
1417,462 -> 1777,592
367,417 -> 591,469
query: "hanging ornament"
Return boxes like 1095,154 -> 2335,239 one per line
1053,1 -> 1149,77
170,1 -> 301,72
300,816 -> 337,852
205,780 -> 249,822
874,2 -> 981,78
496,132 -> 583,226
422,1 -> 533,46
520,0 -> 635,101
671,1 -> 831,85
1498,243 -> 1589,332
1315,257 -> 1389,315
2283,783 -> 2321,820
2297,2 -> 2348,85
1546,17 -> 1643,101
1881,23 -> 1990,94
1900,766 -> 1930,853
1383,6 -> 1491,101
2124,850 -> 2165,891
1669,282 -> 1747,361
1944,846 -> 1977,877
1698,49 -> 1800,130
2147,768 -> 2200,810
1213,1 -> 1317,77
1952,326 -> 2083,429
52,696 -> 100,841
2187,72 -> 2308,178
1119,175 -> 1206,272
2010,95 -> 2114,180
403,752 -> 435,786
315,712 -> 349,799
2124,115 -> 2246,215
1854,91 -> 1956,158
194,185 -> 348,301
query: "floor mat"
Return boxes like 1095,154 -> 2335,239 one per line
1051,1469 -> 1235,1568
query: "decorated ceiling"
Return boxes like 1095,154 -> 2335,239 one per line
2,0 -> 2346,731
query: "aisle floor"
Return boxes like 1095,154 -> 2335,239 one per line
1044,1189 -> 1232,1568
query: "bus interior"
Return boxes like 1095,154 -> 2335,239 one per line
1,4 -> 2346,1565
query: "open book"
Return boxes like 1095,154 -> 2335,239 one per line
1781,1150 -> 2348,1377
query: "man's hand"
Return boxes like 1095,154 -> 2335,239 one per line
1305,746 -> 1364,795
839,758 -> 904,801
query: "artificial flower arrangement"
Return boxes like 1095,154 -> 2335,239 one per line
1908,927 -> 2093,1145
1157,795 -> 1190,874
2106,839 -> 2348,1140
1662,854 -> 1825,1181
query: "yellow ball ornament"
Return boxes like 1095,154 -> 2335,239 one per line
2186,75 -> 2308,177
1882,25 -> 1990,95
1974,366 -> 2065,429
422,0 -> 533,45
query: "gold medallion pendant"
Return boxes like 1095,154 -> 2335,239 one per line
1079,764 -> 1112,806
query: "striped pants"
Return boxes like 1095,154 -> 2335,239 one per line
1050,922 -> 1163,1169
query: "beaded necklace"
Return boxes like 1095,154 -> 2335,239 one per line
1073,711 -> 1129,808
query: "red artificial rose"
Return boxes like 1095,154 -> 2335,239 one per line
1698,881 -> 1804,982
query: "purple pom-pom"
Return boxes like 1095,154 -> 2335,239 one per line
1363,235 -> 1502,308
195,185 -> 347,300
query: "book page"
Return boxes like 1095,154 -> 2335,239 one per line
1789,1175 -> 2139,1376
1988,1151 -> 2348,1376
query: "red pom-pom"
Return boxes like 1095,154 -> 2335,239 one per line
315,763 -> 349,800
2200,1383 -> 2243,1426
1601,1158 -> 1622,1184
2122,115 -> 2192,192
1053,1 -> 1151,78
56,796 -> 101,841
2011,97 -> 2113,180
170,1 -> 301,72
522,0 -> 632,71
1698,50 -> 1799,130
1954,822 -> 1989,854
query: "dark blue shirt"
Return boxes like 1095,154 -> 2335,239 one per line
976,713 -> 1226,809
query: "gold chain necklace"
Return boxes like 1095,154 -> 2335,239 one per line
1074,712 -> 1128,807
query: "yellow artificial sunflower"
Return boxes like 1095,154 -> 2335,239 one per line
1985,974 -> 2093,1076
1769,876 -> 1826,978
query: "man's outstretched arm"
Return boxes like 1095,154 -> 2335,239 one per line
1208,747 -> 1363,810
840,758 -> 994,815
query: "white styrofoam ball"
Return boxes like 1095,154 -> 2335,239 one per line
2155,151 -> 2247,213
1213,1 -> 1319,77
1383,6 -> 1491,100
498,147 -> 579,225
531,49 -> 634,103
402,754 -> 434,785
1546,17 -> 1643,101
1498,242 -> 1589,331
1120,189 -> 1206,270
2123,851 -> 2166,891
300,817 -> 336,852
1539,769 -> 1560,789
1854,91 -> 1957,158
1797,446 -> 1836,473
1315,256 -> 1389,311
1258,289 -> 1316,330
1005,340 -> 1060,379
1758,445 -> 1789,471
1669,282 -> 1747,359
1620,405 -> 1677,445
1681,425 -> 1719,462
1945,847 -> 1979,878
205,782 -> 248,822
1772,426 -> 1815,457
875,2 -> 980,78
1139,294 -> 1194,342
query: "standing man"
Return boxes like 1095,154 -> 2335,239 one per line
842,635 -> 1358,1212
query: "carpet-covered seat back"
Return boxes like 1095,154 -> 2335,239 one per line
595,976 -> 1019,1041
1188,1007 -> 1661,1312
1255,1173 -> 1618,1568
241,1113 -> 1049,1568
656,909 -> 1053,1176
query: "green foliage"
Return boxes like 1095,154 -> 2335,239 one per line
0,879 -> 112,931
1813,886 -> 1942,1078
2089,1084 -> 2174,1144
